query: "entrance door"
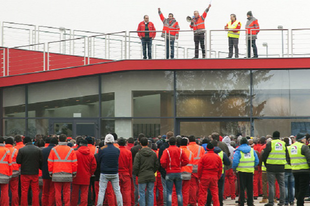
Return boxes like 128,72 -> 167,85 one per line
49,119 -> 99,138
176,118 -> 251,138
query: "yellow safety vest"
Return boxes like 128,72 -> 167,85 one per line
266,140 -> 286,165
262,162 -> 266,172
227,20 -> 241,38
284,146 -> 292,170
236,149 -> 255,173
288,142 -> 310,171
218,151 -> 224,174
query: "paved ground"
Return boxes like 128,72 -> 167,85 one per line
223,197 -> 267,205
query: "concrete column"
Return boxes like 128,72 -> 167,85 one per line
114,89 -> 132,138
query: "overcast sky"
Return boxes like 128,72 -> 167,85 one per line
0,0 -> 308,33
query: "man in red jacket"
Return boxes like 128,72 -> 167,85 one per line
71,140 -> 97,206
118,138 -> 132,206
197,143 -> 222,206
137,15 -> 156,59
160,136 -> 189,206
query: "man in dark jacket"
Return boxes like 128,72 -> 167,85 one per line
16,136 -> 43,206
41,137 -> 58,206
97,134 -> 122,206
94,141 -> 104,206
262,131 -> 290,206
207,140 -> 231,206
133,137 -> 159,206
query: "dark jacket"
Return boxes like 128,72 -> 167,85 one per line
131,144 -> 142,164
292,143 -> 310,173
42,143 -> 56,179
214,147 -> 231,168
133,147 -> 159,184
262,139 -> 290,173
16,142 -> 43,175
98,144 -> 120,174
158,141 -> 169,178
94,153 -> 100,181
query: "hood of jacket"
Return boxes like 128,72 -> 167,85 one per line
214,146 -> 222,154
222,136 -> 231,146
236,144 -> 251,154
78,146 -> 91,155
139,147 -> 153,157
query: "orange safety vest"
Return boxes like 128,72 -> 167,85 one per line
0,144 -> 12,184
246,17 -> 260,36
180,146 -> 194,175
88,144 -> 98,155
187,142 -> 204,173
48,143 -> 77,182
5,144 -> 19,177
190,10 -> 207,33
159,12 -> 180,38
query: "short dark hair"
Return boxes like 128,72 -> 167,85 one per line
211,140 -> 218,147
127,137 -> 134,144
99,141 -> 105,148
59,134 -> 67,142
169,137 -> 176,145
189,135 -> 196,142
0,137 -> 4,143
118,138 -> 126,146
50,137 -> 58,145
166,131 -> 174,139
45,137 -> 51,144
5,137 -> 14,145
202,137 -> 210,144
211,132 -> 220,141
138,133 -> 145,142
169,13 -> 174,17
36,139 -> 45,147
231,14 -> 236,19
23,136 -> 32,144
14,135 -> 22,143
111,133 -> 118,141
140,137 -> 148,146
144,15 -> 148,19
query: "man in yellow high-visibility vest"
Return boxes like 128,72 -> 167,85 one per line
224,14 -> 241,58
288,133 -> 310,206
262,131 -> 290,206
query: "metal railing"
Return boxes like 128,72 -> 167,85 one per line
291,28 -> 310,57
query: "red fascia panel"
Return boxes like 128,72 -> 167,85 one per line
0,58 -> 310,88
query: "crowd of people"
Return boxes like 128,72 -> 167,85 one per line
0,131 -> 310,206
137,4 -> 260,59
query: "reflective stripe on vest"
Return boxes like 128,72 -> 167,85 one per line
48,148 -> 76,163
166,148 -> 183,170
288,142 -> 310,171
218,151 -> 224,174
266,140 -> 286,165
0,150 -> 10,164
236,149 -> 255,173
194,146 -> 202,160
262,162 -> 266,172
227,21 -> 241,38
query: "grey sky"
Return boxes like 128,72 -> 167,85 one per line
0,0 -> 307,33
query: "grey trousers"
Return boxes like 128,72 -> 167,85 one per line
267,171 -> 285,205
97,173 -> 123,206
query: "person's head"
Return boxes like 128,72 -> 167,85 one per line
211,132 -> 220,141
118,137 -> 126,147
127,137 -> 134,144
272,131 -> 280,139
0,137 -> 4,144
247,11 -> 253,18
210,140 -> 218,147
59,134 -> 67,142
79,139 -> 88,146
202,137 -> 210,144
240,137 -> 248,145
260,136 -> 266,144
166,131 -> 174,139
138,133 -> 145,142
168,136 -> 176,146
104,134 -> 114,145
45,137 -> 51,144
144,15 -> 149,23
85,136 -> 93,145
283,137 -> 291,146
50,137 -> 58,145
168,13 -> 174,20
180,137 -> 189,146
5,137 -> 14,145
189,135 -> 196,142
248,139 -> 254,147
230,14 -> 236,21
14,135 -> 22,143
99,141 -> 105,148
140,137 -> 148,147
76,136 -> 83,146
151,143 -> 157,151
230,141 -> 236,148
296,133 -> 307,144
194,10 -> 199,18
35,139 -> 45,147
111,133 -> 118,141
206,142 -> 214,151
23,136 -> 32,144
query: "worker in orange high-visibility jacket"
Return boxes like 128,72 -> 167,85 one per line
158,8 -> 180,59
48,134 -> 77,206
0,137 -> 12,206
5,137 -> 19,206
187,135 -> 204,206
189,4 -> 211,58
86,136 -> 98,206
14,135 -> 24,150
180,137 -> 194,206
245,11 -> 260,58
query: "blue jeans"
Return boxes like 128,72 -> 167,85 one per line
138,182 -> 154,206
133,174 -> 139,206
285,172 -> 295,204
166,173 -> 182,206
166,39 -> 175,59
161,176 -> 167,206
97,173 -> 123,206
141,38 -> 152,59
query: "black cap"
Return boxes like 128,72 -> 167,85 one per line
273,131 -> 280,138
247,11 -> 253,16
240,137 -> 248,145
80,139 -> 88,146
207,143 -> 214,150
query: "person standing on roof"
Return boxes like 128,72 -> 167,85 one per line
225,14 -> 241,58
137,15 -> 156,59
158,8 -> 180,59
189,4 -> 211,58
245,11 -> 260,58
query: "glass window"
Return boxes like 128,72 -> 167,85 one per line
176,70 -> 250,117
133,118 -> 174,138
28,119 -> 49,137
101,119 -> 115,137
254,119 -> 310,137
102,71 -> 174,117
3,119 -> 26,136
101,93 -> 115,117
3,86 -> 25,117
253,70 -> 310,116
28,76 -> 99,118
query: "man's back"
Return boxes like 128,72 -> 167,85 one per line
41,143 -> 56,179
16,143 -> 42,175
119,146 -> 132,175
198,151 -> 222,179
98,144 -> 120,174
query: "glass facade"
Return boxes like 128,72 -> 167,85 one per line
1,69 -> 310,138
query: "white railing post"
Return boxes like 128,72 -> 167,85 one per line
47,42 -> 50,71
7,48 -> 9,76
84,37 -> 87,65
43,43 -> 46,71
291,29 -> 294,57
128,32 -> 131,59
3,49 -> 5,76
124,31 -> 127,59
